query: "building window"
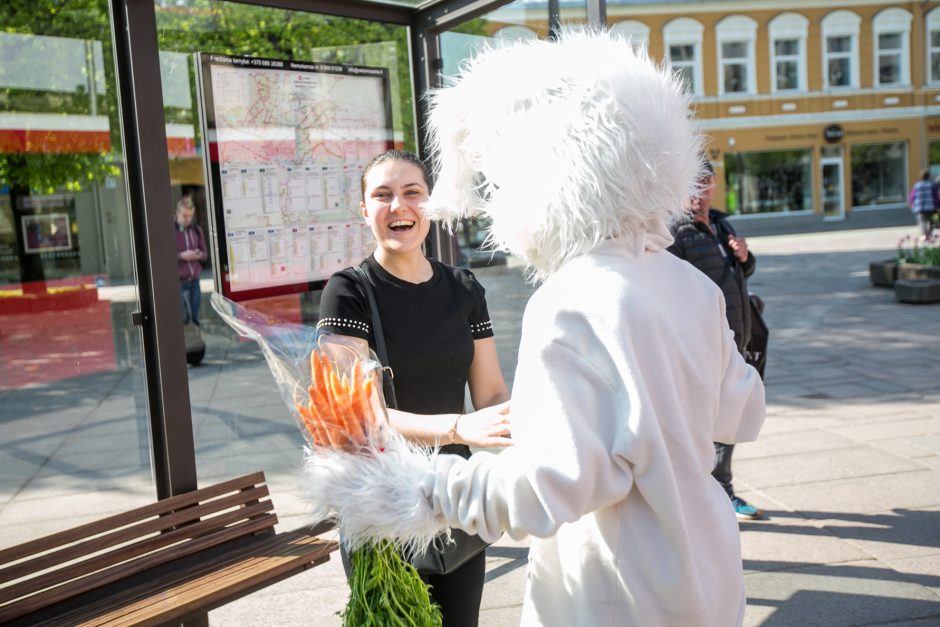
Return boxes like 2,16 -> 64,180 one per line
927,8 -> 940,85
716,16 -> 757,96
851,142 -> 907,207
663,17 -> 704,97
873,8 -> 911,87
769,13 -> 808,92
928,139 -> 940,178
610,19 -> 650,53
822,11 -> 861,89
724,149 -> 812,215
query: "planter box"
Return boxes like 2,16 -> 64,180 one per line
896,263 -> 940,281
869,260 -> 898,287
895,279 -> 940,304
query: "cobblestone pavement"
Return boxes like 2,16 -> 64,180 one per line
210,225 -> 940,626
3,225 -> 936,626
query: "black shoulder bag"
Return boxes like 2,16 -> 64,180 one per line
351,261 -> 491,576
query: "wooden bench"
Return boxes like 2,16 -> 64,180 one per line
0,471 -> 338,626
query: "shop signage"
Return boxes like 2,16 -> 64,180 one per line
823,124 -> 844,143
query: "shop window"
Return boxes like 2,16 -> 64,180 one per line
716,16 -> 757,95
663,17 -> 704,97
927,8 -> 940,85
873,8 -> 911,87
724,149 -> 812,215
851,142 -> 907,207
822,10 -> 861,89
768,13 -> 808,92
929,140 -> 940,179
610,19 -> 650,52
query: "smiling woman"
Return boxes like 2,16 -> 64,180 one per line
315,149 -> 512,627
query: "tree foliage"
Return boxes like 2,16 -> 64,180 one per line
0,0 -> 493,193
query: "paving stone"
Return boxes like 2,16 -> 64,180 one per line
830,417 -> 940,443
760,470 -> 940,515
743,560 -> 940,627
818,506 -> 940,561
734,428 -> 856,460
740,518 -> 871,572
885,553 -> 940,599
734,446 -> 922,488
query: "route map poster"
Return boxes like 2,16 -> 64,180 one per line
196,53 -> 393,301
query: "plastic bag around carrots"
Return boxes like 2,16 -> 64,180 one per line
211,293 -> 445,555
210,293 -> 391,451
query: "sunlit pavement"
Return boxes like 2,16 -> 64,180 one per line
2,226 -> 937,625
208,225 -> 940,626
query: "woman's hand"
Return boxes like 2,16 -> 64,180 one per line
453,401 -> 511,448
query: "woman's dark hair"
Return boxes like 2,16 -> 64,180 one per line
360,150 -> 432,201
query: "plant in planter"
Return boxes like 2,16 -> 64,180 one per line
896,235 -> 940,280
893,234 -> 940,303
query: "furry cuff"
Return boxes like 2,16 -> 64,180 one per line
301,430 -> 448,554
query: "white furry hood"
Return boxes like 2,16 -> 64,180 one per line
424,29 -> 702,281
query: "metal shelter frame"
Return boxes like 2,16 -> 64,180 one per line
107,0 -> 609,500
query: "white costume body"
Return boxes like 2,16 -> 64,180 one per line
425,233 -> 766,626
298,31 -> 769,627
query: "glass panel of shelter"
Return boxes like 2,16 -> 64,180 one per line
438,0 -> 588,271
151,0 -> 417,524
0,5 -> 152,545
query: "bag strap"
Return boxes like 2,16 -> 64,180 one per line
352,263 -> 398,410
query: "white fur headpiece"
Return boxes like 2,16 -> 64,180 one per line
424,29 -> 703,281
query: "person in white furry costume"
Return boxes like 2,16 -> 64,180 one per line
306,29 -> 766,626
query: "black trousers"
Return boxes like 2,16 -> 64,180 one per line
712,442 -> 735,497
340,543 -> 486,627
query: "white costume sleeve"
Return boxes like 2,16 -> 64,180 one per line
712,302 -> 765,444
421,306 -> 636,542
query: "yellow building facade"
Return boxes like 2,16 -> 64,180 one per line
481,0 -> 940,230
602,0 -> 940,228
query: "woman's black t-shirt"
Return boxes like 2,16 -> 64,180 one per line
317,255 -> 494,426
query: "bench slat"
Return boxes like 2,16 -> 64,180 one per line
0,472 -> 338,627
0,513 -> 276,622
0,472 -> 266,567
65,532 -> 337,627
0,485 -> 271,586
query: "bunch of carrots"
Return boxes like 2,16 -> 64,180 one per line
297,349 -> 442,627
296,351 -> 380,449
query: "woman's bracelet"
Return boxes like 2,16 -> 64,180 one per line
448,414 -> 463,444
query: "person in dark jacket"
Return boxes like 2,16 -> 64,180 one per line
668,161 -> 764,521
174,196 -> 207,326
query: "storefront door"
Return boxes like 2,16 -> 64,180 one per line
821,151 -> 845,220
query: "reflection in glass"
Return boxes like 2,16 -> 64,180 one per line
670,43 -> 694,62
828,57 -> 851,87
776,61 -> 798,90
723,63 -> 747,93
828,35 -> 851,53
878,33 -> 902,49
152,1 -> 418,525
0,5 -> 152,546
721,41 -> 747,59
668,44 -> 696,94
724,149 -> 812,215
851,142 -> 907,207
774,39 -> 798,56
879,53 -> 901,85
877,33 -> 902,85
822,160 -> 844,219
